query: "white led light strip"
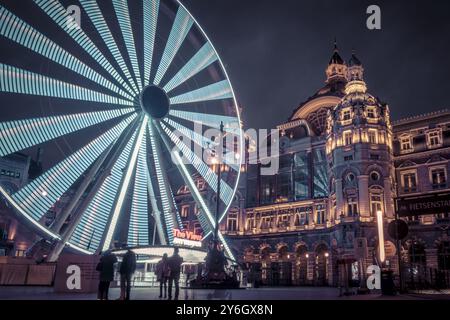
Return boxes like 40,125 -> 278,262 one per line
102,117 -> 148,251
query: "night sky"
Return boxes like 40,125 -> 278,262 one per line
183,0 -> 450,129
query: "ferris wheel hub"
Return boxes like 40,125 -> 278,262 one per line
140,85 -> 170,119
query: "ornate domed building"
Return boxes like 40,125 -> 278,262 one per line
224,43 -> 450,289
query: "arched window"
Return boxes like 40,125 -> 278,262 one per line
369,187 -> 384,216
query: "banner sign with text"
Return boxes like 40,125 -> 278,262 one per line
396,192 -> 450,217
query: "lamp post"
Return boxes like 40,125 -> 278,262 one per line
213,121 -> 224,242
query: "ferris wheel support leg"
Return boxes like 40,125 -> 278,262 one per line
147,174 -> 168,245
47,118 -> 141,262
98,117 -> 148,253
154,122 -> 235,260
148,121 -> 181,239
49,143 -> 115,234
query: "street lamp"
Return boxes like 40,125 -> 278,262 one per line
376,210 -> 385,264
213,121 -> 224,242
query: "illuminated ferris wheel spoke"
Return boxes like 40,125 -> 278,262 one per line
168,109 -> 240,134
0,7 -> 134,101
168,183 -> 184,230
70,129 -> 138,252
143,0 -> 159,86
148,120 -> 177,244
127,134 -> 149,246
0,109 -> 135,157
153,5 -> 193,85
0,63 -> 133,106
102,117 -> 148,252
169,80 -> 233,105
163,42 -> 218,93
11,113 -> 137,222
156,123 -> 235,260
112,0 -> 142,90
79,0 -> 139,94
162,118 -> 240,172
33,0 -> 136,96
159,121 -> 234,206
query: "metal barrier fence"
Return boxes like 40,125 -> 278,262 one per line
0,263 -> 56,286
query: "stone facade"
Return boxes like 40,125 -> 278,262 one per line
219,45 -> 450,287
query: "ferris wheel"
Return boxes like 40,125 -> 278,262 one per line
0,0 -> 242,260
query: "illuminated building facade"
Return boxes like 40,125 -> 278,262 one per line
393,110 -> 450,286
0,152 -> 39,257
221,44 -> 450,287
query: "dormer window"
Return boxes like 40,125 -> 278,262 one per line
366,107 -> 376,119
426,129 -> 442,149
342,109 -> 352,123
400,134 -> 413,153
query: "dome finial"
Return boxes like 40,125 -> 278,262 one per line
334,37 -> 338,52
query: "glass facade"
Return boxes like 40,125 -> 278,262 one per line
251,147 -> 329,206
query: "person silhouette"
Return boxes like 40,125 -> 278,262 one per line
167,247 -> 183,300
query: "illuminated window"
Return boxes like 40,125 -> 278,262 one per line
15,250 -> 26,257
370,193 -> 383,216
430,167 -> 446,189
194,204 -> 200,216
347,197 -> 358,216
400,135 -> 413,153
426,129 -> 442,149
344,155 -> 353,161
342,109 -> 352,124
315,205 -> 326,224
343,131 -> 353,146
227,212 -> 238,232
366,107 -> 376,119
401,171 -> 417,193
196,179 -> 206,190
368,129 -> 377,144
181,205 -> 190,218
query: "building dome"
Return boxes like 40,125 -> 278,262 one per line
289,41 -> 347,136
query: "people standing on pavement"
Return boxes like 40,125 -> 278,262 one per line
155,253 -> 170,298
96,250 -> 118,300
119,248 -> 137,300
167,247 -> 183,300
